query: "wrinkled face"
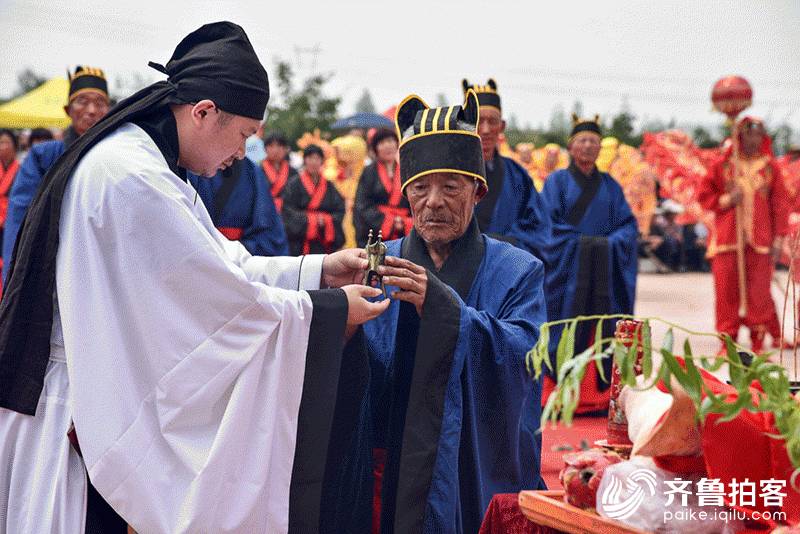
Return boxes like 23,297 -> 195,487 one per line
304,153 -> 324,175
477,106 -> 504,159
265,141 -> 288,163
189,103 -> 259,177
0,134 -> 15,162
65,90 -> 109,136
406,172 -> 483,246
375,137 -> 398,163
568,132 -> 601,167
740,123 -> 765,155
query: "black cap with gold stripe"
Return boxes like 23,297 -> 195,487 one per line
68,66 -> 109,103
462,78 -> 501,113
396,89 -> 487,194
569,113 -> 602,142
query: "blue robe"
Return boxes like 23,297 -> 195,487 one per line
188,158 -> 288,256
329,220 -> 546,534
2,139 -> 66,283
541,166 -> 638,356
476,153 -> 551,262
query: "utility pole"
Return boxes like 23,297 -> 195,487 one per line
293,44 -> 322,75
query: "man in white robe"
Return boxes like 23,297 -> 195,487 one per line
0,22 -> 388,534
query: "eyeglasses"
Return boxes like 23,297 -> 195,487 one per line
71,95 -> 109,111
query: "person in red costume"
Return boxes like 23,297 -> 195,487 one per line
261,131 -> 298,213
353,128 -> 412,247
282,144 -> 346,255
698,117 -> 791,353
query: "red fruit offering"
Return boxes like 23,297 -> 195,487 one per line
559,449 -> 623,511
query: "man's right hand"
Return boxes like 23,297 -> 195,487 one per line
342,284 -> 389,326
728,186 -> 744,206
721,185 -> 743,209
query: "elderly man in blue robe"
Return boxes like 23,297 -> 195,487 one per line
328,90 -> 547,534
460,78 -> 551,261
540,114 -> 638,413
3,66 -> 110,282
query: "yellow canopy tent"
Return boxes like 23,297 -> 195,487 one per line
0,78 -> 71,129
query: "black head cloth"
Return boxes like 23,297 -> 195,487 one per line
147,21 -> 269,119
395,89 -> 486,194
0,21 -> 270,416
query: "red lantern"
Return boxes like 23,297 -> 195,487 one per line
711,76 -> 752,122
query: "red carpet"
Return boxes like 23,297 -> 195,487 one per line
539,415 -> 607,489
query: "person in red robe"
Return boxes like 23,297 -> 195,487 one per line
261,131 -> 297,213
698,117 -> 791,353
282,144 -> 345,256
354,128 -> 412,247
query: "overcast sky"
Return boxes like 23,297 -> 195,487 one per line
2,0 -> 798,132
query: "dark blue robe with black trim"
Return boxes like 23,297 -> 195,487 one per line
325,219 -> 546,534
474,152 -> 551,262
541,165 -> 638,362
188,158 -> 288,256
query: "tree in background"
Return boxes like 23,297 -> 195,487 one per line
354,89 -> 376,114
692,126 -> 720,149
0,68 -> 47,104
605,99 -> 642,146
539,103 -> 569,146
607,110 -> 639,145
771,123 -> 794,155
265,60 -> 341,147
15,68 -> 47,97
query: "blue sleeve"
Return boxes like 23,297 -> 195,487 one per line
3,149 -> 46,282
607,177 -> 639,240
240,164 -> 289,256
458,258 -> 545,371
504,162 -> 552,262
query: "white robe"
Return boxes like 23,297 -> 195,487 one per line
0,123 -> 329,533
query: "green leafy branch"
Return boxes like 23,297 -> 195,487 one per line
525,315 -> 800,476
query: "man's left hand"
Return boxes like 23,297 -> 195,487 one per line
322,248 -> 368,288
379,256 -> 427,317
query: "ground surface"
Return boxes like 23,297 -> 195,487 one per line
634,271 -> 799,380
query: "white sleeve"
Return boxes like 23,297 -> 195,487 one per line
57,148 -> 314,534
219,238 -> 323,290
